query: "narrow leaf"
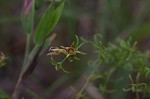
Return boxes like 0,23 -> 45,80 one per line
34,1 -> 65,44
61,67 -> 70,73
34,2 -> 55,44
50,58 -> 58,65
22,0 -> 35,34
74,56 -> 80,61
75,35 -> 79,49
131,23 -> 150,40
44,1 -> 65,38
68,57 -> 73,62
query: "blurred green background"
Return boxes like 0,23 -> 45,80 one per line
0,0 -> 150,99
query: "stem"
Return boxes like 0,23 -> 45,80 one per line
11,79 -> 23,99
76,60 -> 100,99
135,73 -> 140,99
11,44 -> 40,99
11,34 -> 31,99
102,67 -> 116,94
59,55 -> 70,73
24,34 -> 31,63
76,72 -> 94,99
21,44 -> 40,78
136,91 -> 139,99
61,54 -> 70,63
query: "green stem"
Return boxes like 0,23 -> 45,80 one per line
135,73 -> 140,99
135,90 -> 139,99
76,72 -> 94,99
21,44 -> 40,77
11,44 -> 40,99
24,34 -> 31,64
102,67 -> 116,94
76,60 -> 100,99
61,54 -> 70,63
59,55 -> 70,73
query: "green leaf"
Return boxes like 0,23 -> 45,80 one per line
131,23 -> 150,40
34,1 -> 65,44
61,67 -> 70,73
21,0 -> 35,34
35,0 -> 44,10
50,57 -> 58,65
74,56 -> 80,60
68,57 -> 73,62
55,63 -> 61,70
0,62 -> 6,67
26,89 -> 42,99
75,35 -> 79,49
78,51 -> 87,55
34,2 -> 55,44
0,89 -> 10,99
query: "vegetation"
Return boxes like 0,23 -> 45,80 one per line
0,0 -> 150,99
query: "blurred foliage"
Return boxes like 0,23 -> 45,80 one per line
0,89 -> 10,99
77,34 -> 150,99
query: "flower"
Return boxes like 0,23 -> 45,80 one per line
47,47 -> 65,56
46,36 -> 86,73
47,42 -> 81,56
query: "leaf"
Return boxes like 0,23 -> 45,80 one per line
21,0 -> 35,34
46,1 -> 65,35
74,56 -> 80,61
0,62 -> 6,67
55,63 -> 61,70
75,35 -> 79,49
131,23 -> 150,40
35,0 -> 44,10
50,57 -> 58,65
68,57 -> 73,62
34,2 -> 55,44
61,67 -> 70,73
34,1 -> 65,44
0,89 -> 10,99
77,51 -> 87,55
26,89 -> 42,99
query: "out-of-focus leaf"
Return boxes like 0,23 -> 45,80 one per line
0,89 -> 10,99
131,23 -> 150,40
22,0 -> 35,34
74,56 -> 80,60
48,0 -> 63,2
34,1 -> 65,44
35,0 -> 44,9
26,89 -> 42,99
0,62 -> 6,67
68,57 -> 73,62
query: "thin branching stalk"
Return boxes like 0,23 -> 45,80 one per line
24,33 -> 31,63
11,44 -> 40,99
76,60 -> 100,99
